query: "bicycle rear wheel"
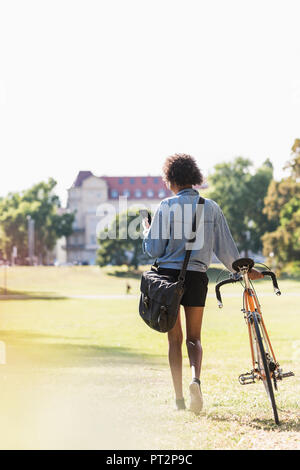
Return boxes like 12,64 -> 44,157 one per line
252,311 -> 279,425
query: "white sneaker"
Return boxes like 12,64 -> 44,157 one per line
189,381 -> 203,414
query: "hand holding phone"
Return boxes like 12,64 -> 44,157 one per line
139,210 -> 152,226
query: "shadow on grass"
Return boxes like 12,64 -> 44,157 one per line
106,265 -> 300,285
107,269 -> 143,279
207,411 -> 300,432
108,266 -> 227,283
251,415 -> 300,431
0,288 -> 68,300
0,329 -> 165,368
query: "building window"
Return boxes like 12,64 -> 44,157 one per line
130,178 -> 135,184
158,189 -> 166,198
135,189 -> 142,198
118,178 -> 123,184
111,189 -> 119,198
147,189 -> 154,198
123,189 -> 130,197
154,177 -> 159,184
141,177 -> 147,184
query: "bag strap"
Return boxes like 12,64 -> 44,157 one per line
151,195 -> 205,276
178,196 -> 205,282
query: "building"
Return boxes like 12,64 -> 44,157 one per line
66,171 -> 208,265
66,172 -> 169,264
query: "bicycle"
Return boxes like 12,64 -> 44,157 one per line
215,257 -> 295,425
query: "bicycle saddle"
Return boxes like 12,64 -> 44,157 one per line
232,257 -> 254,272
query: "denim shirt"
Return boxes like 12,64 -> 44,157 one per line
142,188 -> 240,273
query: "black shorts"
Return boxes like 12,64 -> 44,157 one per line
157,267 -> 209,307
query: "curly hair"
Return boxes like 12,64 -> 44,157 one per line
162,153 -> 203,187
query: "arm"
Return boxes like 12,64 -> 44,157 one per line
142,201 -> 170,258
213,207 -> 240,273
213,205 -> 264,279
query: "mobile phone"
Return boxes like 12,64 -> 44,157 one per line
139,210 -> 151,224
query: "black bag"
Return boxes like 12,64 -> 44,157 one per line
139,196 -> 205,333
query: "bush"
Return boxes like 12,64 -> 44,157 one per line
281,261 -> 300,279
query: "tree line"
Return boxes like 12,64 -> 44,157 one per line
0,141 -> 299,271
0,178 -> 74,264
97,140 -> 300,274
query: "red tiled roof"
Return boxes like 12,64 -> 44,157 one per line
71,171 -> 207,200
102,175 -> 172,199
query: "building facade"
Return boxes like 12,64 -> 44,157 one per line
66,171 -> 208,265
66,171 -> 174,264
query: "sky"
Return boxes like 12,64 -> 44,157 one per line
0,0 -> 299,205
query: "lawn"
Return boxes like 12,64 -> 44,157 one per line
0,266 -> 299,449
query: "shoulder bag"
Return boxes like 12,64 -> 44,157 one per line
139,196 -> 205,333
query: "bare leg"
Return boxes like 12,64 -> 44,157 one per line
167,308 -> 183,400
184,306 -> 205,413
186,340 -> 202,379
184,306 -> 204,380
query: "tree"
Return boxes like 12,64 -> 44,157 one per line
97,211 -> 146,269
244,159 -> 277,253
262,198 -> 300,267
286,139 -> 300,178
0,178 -> 74,264
207,157 -> 274,255
262,140 -> 300,268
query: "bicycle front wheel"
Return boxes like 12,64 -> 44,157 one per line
252,311 -> 279,425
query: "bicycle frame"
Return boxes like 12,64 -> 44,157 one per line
242,271 -> 277,382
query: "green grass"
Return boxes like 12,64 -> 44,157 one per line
0,266 -> 299,449
0,265 -> 142,296
1,264 -> 300,297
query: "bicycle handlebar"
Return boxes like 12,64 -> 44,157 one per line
215,278 -> 239,308
260,271 -> 281,296
215,270 -> 281,308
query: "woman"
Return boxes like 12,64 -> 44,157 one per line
142,154 -> 263,414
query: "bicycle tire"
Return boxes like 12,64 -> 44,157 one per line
252,311 -> 279,425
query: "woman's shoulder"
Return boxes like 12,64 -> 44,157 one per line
159,194 -> 181,207
204,198 -> 220,210
158,195 -> 222,216
201,198 -> 223,220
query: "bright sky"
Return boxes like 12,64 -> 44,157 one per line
0,0 -> 299,205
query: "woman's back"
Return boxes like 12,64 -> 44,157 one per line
143,187 -> 239,273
